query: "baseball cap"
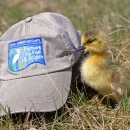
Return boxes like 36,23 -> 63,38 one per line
0,12 -> 81,115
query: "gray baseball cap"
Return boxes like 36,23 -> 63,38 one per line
0,12 -> 81,115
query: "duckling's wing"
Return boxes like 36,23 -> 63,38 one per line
110,70 -> 122,95
110,63 -> 128,96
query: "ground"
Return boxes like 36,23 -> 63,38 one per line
0,0 -> 130,129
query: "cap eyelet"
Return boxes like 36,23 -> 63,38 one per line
25,17 -> 32,22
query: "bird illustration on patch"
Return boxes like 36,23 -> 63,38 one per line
13,48 -> 21,64
8,48 -> 22,71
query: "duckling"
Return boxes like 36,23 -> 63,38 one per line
77,29 -> 129,102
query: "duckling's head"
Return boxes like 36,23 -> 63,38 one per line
81,29 -> 107,54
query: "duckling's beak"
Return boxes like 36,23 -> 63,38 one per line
76,44 -> 86,51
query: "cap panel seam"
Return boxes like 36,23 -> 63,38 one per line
32,18 -> 72,65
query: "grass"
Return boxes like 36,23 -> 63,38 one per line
1,0 -> 130,129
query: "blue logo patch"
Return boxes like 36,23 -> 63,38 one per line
8,37 -> 46,72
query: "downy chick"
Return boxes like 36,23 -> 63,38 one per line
77,29 -> 129,102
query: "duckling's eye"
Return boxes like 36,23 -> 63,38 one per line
87,38 -> 96,44
87,39 -> 93,44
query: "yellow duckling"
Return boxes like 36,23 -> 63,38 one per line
77,29 -> 129,102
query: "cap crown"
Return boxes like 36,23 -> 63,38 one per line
0,13 -> 81,80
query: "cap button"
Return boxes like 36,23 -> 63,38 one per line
25,17 -> 32,22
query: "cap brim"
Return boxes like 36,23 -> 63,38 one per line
0,68 -> 71,115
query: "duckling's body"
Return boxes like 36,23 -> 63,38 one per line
79,29 -> 128,102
